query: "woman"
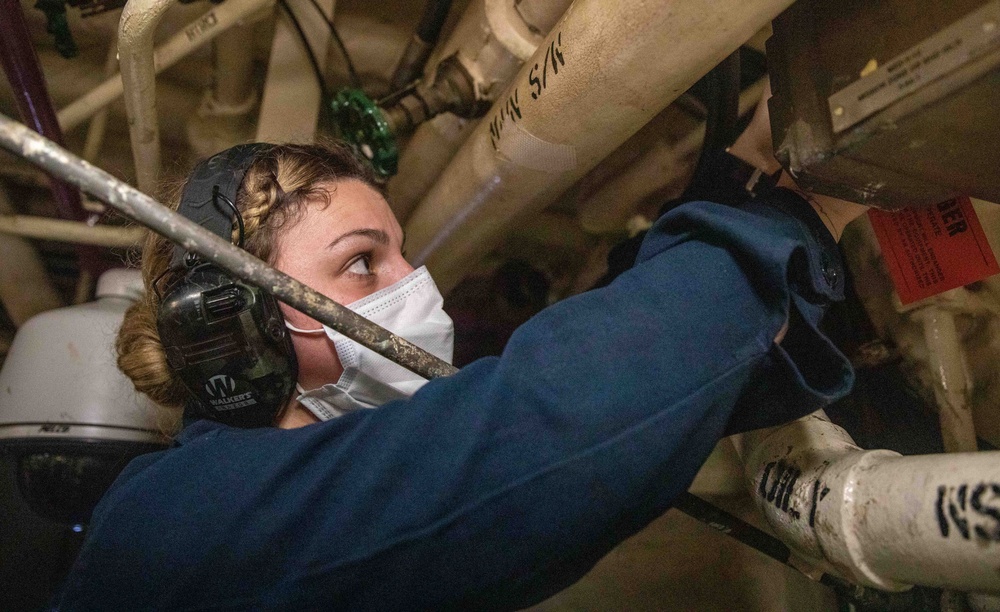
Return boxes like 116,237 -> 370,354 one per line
56,93 -> 863,610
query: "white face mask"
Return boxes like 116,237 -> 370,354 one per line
285,266 -> 454,421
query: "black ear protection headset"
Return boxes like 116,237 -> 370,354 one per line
156,143 -> 298,428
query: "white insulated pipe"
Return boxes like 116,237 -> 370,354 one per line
388,0 -> 573,222
912,302 -> 980,453
59,0 -> 274,134
0,188 -> 62,325
405,0 -> 797,293
577,78 -> 768,235
255,0 -> 336,143
0,215 -> 145,248
118,0 -> 176,193
735,411 -> 1000,593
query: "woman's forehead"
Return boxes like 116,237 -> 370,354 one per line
293,180 -> 402,243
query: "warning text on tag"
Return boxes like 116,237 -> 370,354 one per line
868,197 -> 999,304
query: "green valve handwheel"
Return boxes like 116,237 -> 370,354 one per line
329,88 -> 399,178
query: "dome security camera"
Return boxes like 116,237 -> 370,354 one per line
0,269 -> 167,524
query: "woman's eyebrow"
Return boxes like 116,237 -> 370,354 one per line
326,228 -> 389,250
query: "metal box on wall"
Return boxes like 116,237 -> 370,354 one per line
767,0 -> 1000,208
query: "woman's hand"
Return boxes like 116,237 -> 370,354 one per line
727,80 -> 870,242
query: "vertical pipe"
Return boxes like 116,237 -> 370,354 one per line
0,187 -> 63,326
256,0 -> 336,143
58,0 -> 276,133
83,43 -> 121,163
0,0 -> 102,275
118,0 -> 176,194
405,0 -> 797,293
918,305 -> 978,453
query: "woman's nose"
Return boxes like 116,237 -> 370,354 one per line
382,254 -> 415,289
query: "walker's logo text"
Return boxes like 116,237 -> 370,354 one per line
204,375 -> 258,411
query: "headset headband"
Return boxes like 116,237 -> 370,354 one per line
171,143 -> 273,267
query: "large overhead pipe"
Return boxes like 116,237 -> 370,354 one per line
405,0 -> 797,293
0,0 -> 103,276
58,0 -> 275,134
577,78 -> 768,235
387,0 -> 573,220
0,113 -> 456,382
734,411 -> 1000,593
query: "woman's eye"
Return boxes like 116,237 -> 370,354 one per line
346,255 -> 373,276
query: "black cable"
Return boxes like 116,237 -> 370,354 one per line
686,49 -> 742,195
213,186 -> 245,248
277,0 -> 330,96
673,492 -> 791,564
304,0 -> 362,89
415,0 -> 453,45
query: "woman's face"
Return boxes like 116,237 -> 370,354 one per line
273,179 -> 413,394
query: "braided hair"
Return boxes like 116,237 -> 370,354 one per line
116,142 -> 384,429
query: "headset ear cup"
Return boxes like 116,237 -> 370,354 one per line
156,143 -> 298,428
157,266 -> 297,428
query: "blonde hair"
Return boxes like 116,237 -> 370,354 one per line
116,142 -> 384,425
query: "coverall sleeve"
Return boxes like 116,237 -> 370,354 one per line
56,190 -> 854,611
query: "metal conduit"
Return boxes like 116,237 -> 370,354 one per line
0,114 -> 457,382
404,0 -> 797,294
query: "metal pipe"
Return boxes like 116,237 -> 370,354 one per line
186,22 -> 261,157
0,188 -> 63,326
578,78 -> 767,235
405,0 -> 796,294
57,0 -> 275,133
118,0 -> 183,193
0,113 -> 457,382
735,410 -> 1000,593
256,0 -> 336,143
0,215 -> 144,248
387,0 -> 572,221
916,305 -> 979,453
0,0 -> 102,276
82,43 -> 120,163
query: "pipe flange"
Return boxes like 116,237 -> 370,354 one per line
328,88 -> 399,178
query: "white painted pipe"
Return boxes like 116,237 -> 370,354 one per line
576,78 -> 768,235
916,304 -> 979,453
185,21 -> 261,157
118,0 -> 177,193
735,411 -> 1000,593
57,0 -> 275,132
0,215 -> 144,248
405,0 -> 796,293
255,0 -> 336,143
82,43 -> 120,163
0,187 -> 62,325
388,0 -> 573,222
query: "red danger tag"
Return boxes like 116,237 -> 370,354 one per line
868,197 -> 1000,305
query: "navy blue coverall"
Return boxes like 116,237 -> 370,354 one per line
56,188 -> 854,610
